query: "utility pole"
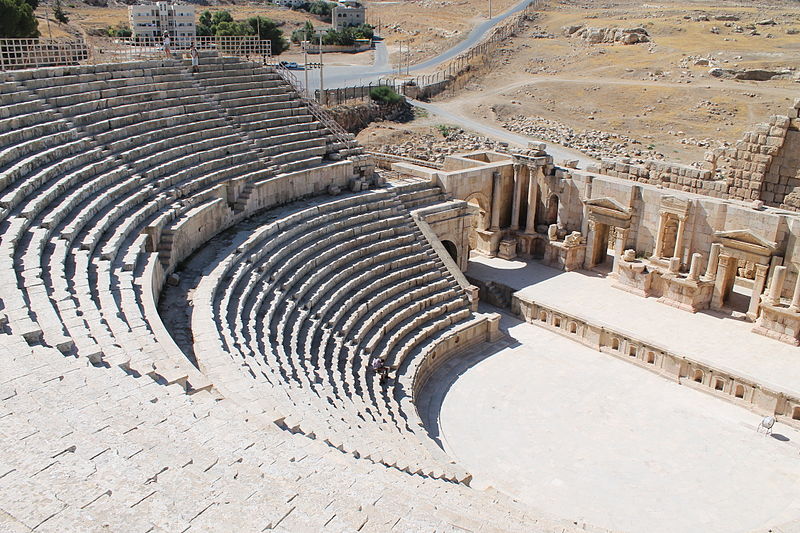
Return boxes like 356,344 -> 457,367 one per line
397,41 -> 402,77
489,0 -> 492,19
319,32 -> 324,104
46,0 -> 52,39
304,42 -> 309,98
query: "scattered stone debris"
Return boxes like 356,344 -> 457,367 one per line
563,25 -> 650,44
500,115 -> 664,162
376,130 -> 506,163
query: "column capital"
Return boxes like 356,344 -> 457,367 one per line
754,263 -> 770,276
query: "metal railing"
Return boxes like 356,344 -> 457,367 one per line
0,35 -> 271,71
273,62 -> 360,152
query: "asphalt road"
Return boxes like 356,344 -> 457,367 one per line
303,0 -> 534,91
300,0 -> 599,169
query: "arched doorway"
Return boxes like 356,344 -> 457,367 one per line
442,240 -> 458,264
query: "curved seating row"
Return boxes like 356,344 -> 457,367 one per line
0,57 -> 570,532
188,190 -> 477,482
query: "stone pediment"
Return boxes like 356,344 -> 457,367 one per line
584,197 -> 632,220
714,229 -> 777,256
660,195 -> 690,215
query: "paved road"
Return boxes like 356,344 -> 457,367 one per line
411,99 -> 597,168
304,0 -> 533,91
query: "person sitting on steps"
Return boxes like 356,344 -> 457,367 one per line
369,355 -> 390,384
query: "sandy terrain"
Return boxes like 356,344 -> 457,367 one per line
422,0 -> 800,161
38,0 -> 518,64
365,0 -> 519,64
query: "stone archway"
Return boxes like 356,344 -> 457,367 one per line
464,192 -> 491,253
442,240 -> 458,264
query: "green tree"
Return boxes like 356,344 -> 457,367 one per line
196,10 -> 213,36
23,0 -> 37,10
0,0 -> 39,37
291,20 -> 315,44
214,20 -> 251,36
307,0 -> 334,22
246,16 -> 288,54
211,10 -> 233,27
323,28 -> 354,46
53,0 -> 68,24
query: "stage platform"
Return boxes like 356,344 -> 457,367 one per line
467,254 -> 800,397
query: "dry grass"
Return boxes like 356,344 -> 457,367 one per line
365,0 -> 519,63
432,0 -> 800,160
38,0 -> 521,64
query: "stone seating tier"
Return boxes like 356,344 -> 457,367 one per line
183,189 -> 478,483
0,58 -> 571,531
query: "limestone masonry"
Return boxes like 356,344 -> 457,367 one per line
1,48 -> 799,533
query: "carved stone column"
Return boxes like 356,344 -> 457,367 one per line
584,220 -> 598,269
525,166 -> 539,234
688,253 -> 702,280
510,163 -> 523,231
766,265 -> 787,306
490,171 -> 502,231
711,254 -> 735,310
705,243 -> 722,280
611,227 -> 627,276
673,214 -> 687,263
790,272 -> 800,312
747,263 -> 770,321
653,211 -> 667,258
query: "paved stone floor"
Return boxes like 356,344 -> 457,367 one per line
467,254 -> 800,397
420,308 -> 800,533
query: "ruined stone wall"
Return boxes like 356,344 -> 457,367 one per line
594,158 -> 725,197
711,112 -> 794,203
594,99 -> 800,208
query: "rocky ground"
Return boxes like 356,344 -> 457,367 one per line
413,0 -> 800,163
359,122 -> 508,164
500,114 -> 664,162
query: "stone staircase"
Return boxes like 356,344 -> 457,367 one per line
186,190 -> 482,484
0,58 -> 585,532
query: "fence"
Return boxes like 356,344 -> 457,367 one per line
379,0 -> 541,100
307,0 -> 539,106
0,35 -> 271,71
0,38 -> 89,70
314,79 -> 396,106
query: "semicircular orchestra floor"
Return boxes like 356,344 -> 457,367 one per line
418,308 -> 800,533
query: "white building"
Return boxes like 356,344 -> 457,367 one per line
129,2 -> 196,43
331,1 -> 366,31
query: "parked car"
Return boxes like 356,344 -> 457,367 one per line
279,61 -> 300,69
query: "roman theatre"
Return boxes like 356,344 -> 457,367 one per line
2,45 -> 800,533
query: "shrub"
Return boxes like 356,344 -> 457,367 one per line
53,0 -> 69,24
436,124 -> 456,138
369,86 -> 403,105
291,20 -> 315,44
308,0 -> 335,22
107,23 -> 132,38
